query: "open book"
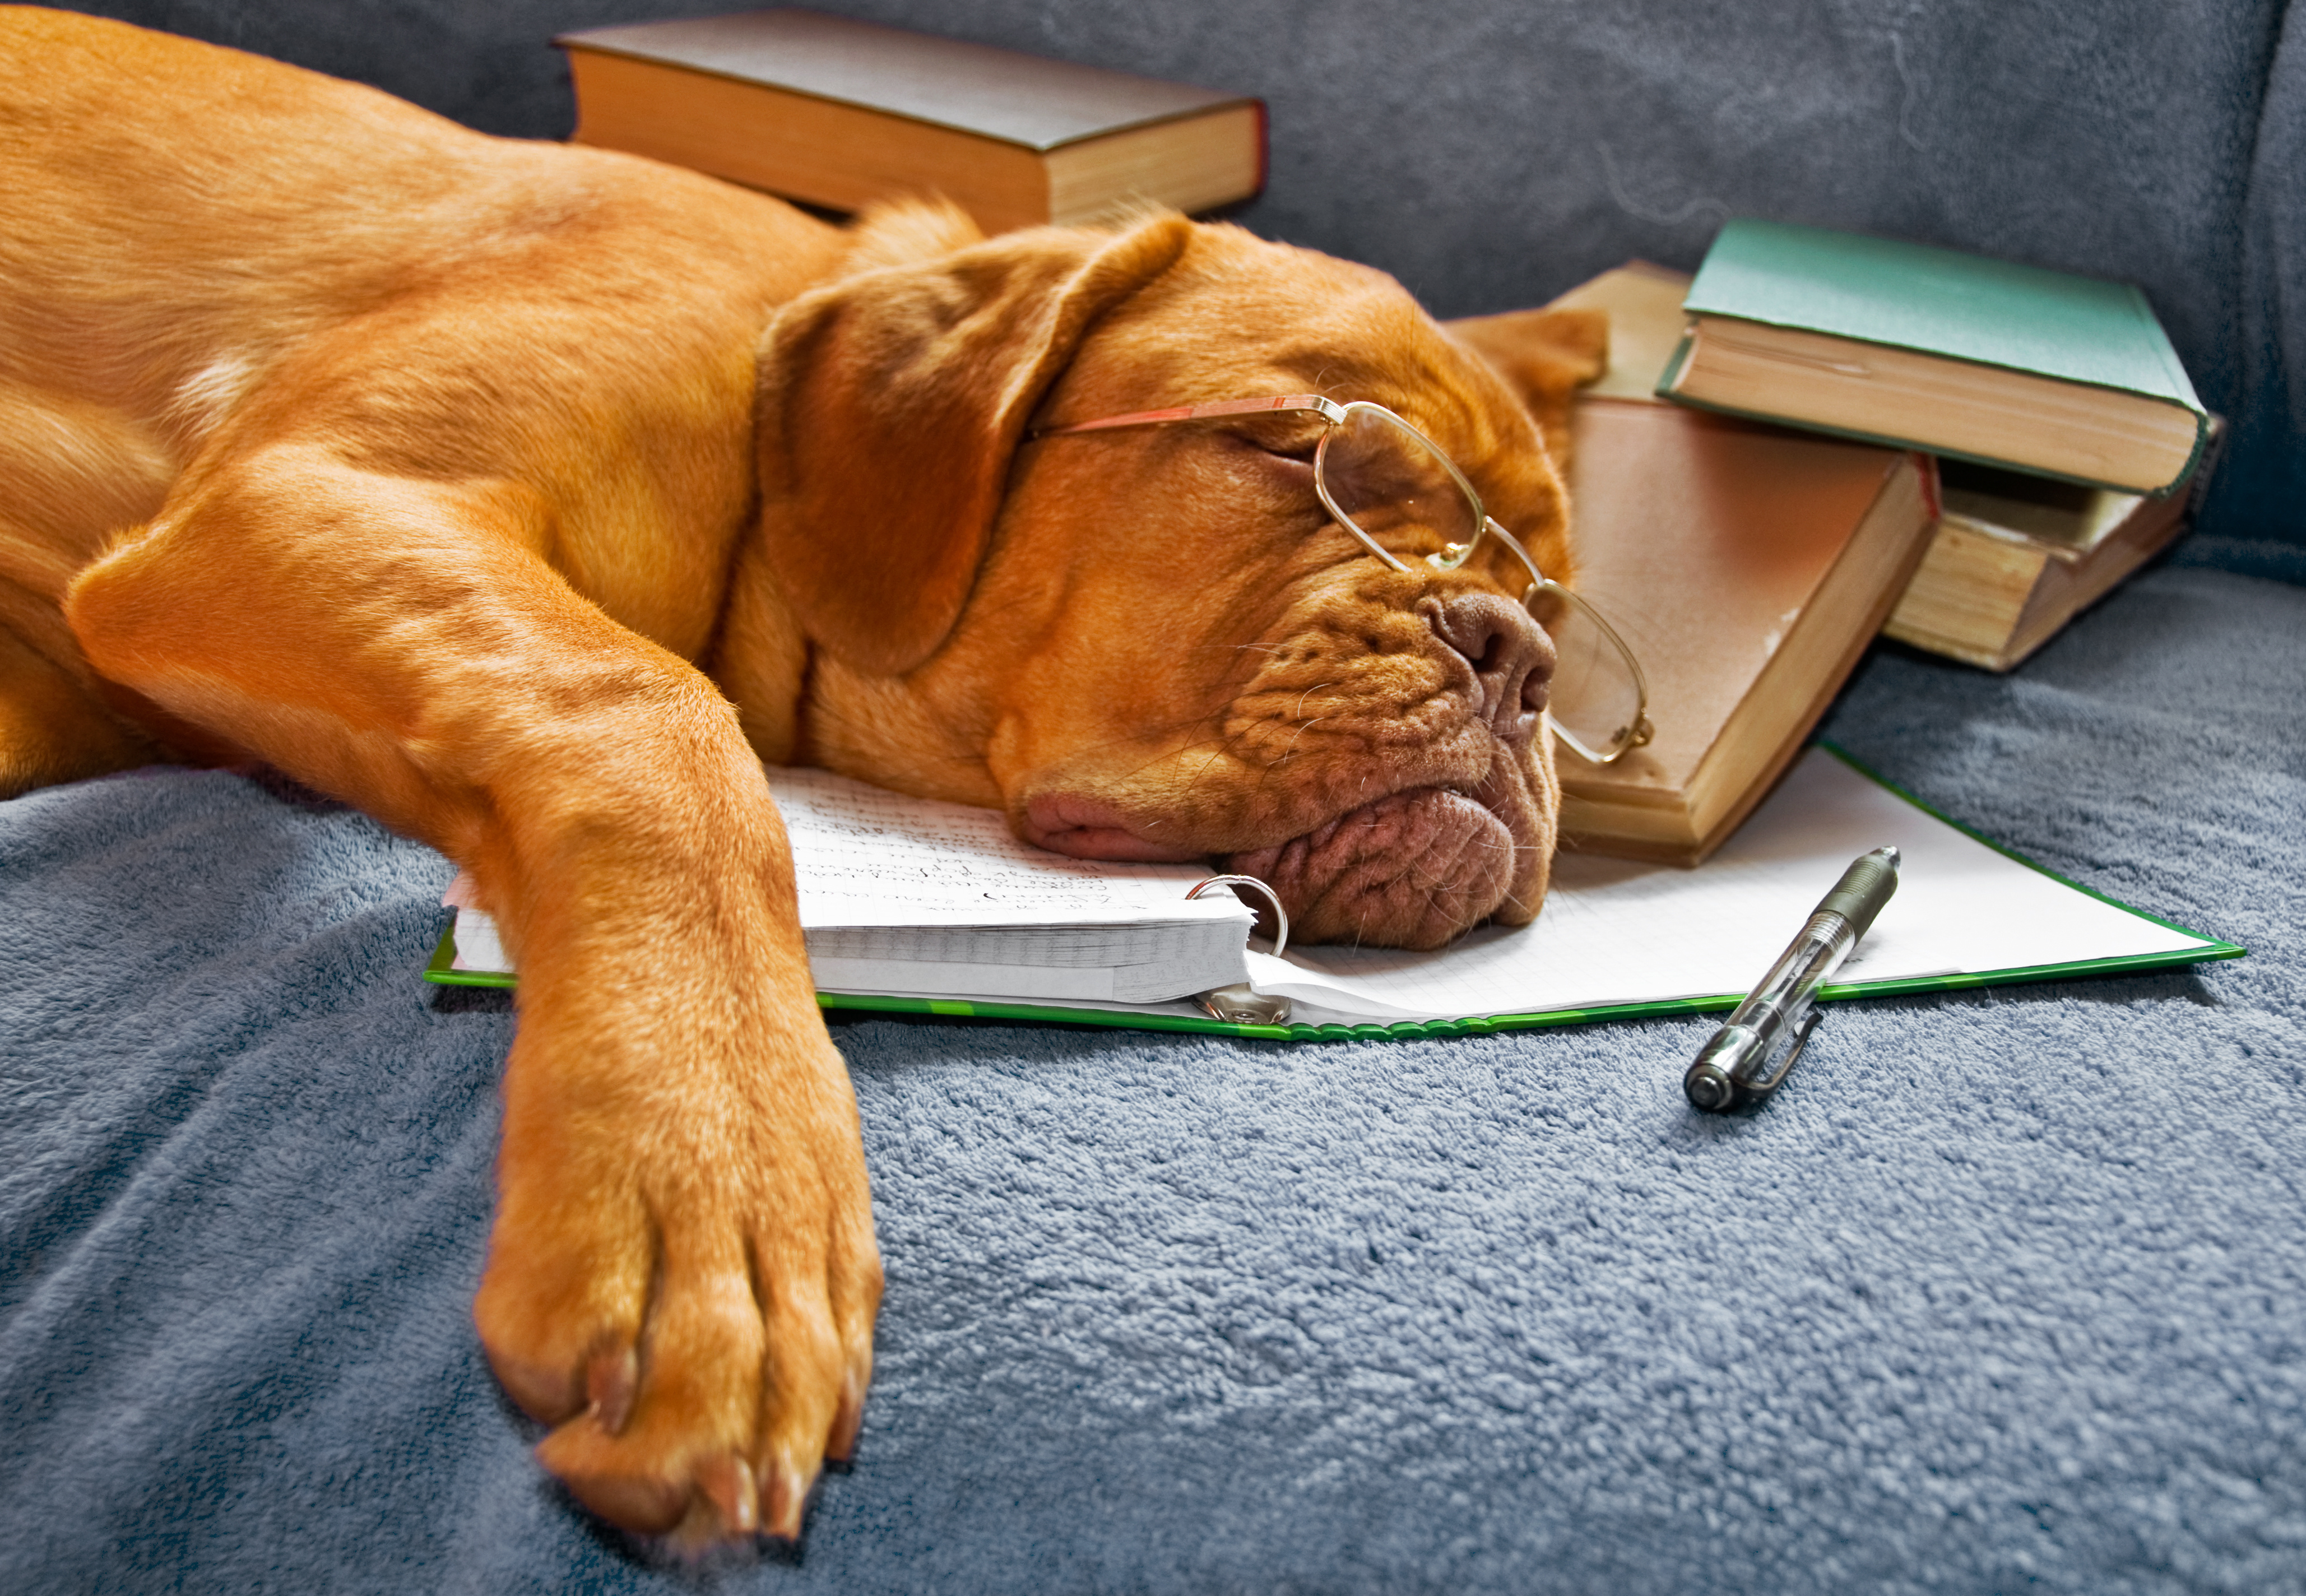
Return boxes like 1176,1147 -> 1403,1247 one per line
427,751 -> 2240,1040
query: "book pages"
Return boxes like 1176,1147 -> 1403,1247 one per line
766,769 -> 1251,1003
765,766 -> 1234,925
445,767 -> 1252,1005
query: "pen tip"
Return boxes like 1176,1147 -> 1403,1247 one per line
1878,846 -> 1901,866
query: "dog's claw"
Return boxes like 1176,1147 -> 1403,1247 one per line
827,1365 -> 866,1466
699,1453 -> 759,1537
586,1343 -> 638,1436
765,1450 -> 809,1542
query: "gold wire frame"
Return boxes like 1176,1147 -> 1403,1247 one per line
1034,396 -> 1654,763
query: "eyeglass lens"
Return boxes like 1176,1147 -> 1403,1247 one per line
1525,582 -> 1649,763
1315,405 -> 1483,556
1317,405 -> 1647,763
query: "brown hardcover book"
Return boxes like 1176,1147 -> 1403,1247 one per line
1450,265 -> 1936,864
1881,444 -> 2212,671
1556,400 -> 1936,864
555,9 -> 1266,233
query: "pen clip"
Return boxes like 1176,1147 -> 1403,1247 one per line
1742,1009 -> 1821,1099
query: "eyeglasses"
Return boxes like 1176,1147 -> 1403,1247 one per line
1032,395 -> 1654,764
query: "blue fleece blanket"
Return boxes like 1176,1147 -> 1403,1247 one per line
4,564 -> 2303,1594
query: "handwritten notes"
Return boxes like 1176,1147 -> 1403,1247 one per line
767,767 -> 1222,927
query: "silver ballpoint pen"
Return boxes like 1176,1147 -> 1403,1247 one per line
1684,846 -> 1901,1112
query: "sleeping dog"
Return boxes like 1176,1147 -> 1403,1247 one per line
0,6 -> 1604,1544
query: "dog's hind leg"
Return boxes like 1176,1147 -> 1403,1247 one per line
64,445 -> 879,1544
0,381 -> 179,796
0,618 -> 156,796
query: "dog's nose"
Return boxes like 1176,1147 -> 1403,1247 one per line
1419,591 -> 1555,741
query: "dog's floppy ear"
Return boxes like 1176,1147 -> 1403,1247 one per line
1442,307 -> 1609,470
755,211 -> 1195,676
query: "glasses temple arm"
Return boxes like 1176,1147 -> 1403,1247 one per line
1032,395 -> 1344,439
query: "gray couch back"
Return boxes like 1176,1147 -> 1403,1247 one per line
58,0 -> 2306,580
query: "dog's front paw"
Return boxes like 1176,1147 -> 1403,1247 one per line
472,1017 -> 879,1545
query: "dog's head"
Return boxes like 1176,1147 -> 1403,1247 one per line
719,204 -> 1603,951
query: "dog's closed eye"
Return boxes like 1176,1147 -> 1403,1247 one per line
1213,419 -> 1325,466
1249,436 -> 1319,465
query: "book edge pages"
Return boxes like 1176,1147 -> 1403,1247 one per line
1041,101 -> 1266,224
1665,316 -> 2202,493
1681,312 -> 2208,423
1884,489 -> 2191,670
1993,500 -> 2195,670
445,902 -> 1255,1006
1881,521 -> 2054,665
556,25 -> 1259,152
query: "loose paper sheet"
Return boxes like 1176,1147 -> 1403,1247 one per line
1249,747 -> 2218,1022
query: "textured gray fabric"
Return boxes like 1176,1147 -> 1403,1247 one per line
2228,5 -> 2306,583
47,0 -> 2306,573
4,565 -> 2302,1593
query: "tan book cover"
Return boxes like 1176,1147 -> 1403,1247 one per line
1557,400 -> 1934,863
1543,259 -> 1693,401
556,9 -> 1266,232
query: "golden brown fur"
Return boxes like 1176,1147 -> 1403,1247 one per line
0,6 -> 1602,1544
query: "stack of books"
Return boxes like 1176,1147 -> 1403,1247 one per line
1654,220 -> 2214,674
1467,226 -> 2210,863
1453,263 -> 1938,864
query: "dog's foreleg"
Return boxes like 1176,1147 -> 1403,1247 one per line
65,448 -> 880,1543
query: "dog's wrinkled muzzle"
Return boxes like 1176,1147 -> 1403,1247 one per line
1222,783 -> 1521,951
1209,586 -> 1555,950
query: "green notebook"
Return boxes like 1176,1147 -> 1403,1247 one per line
424,746 -> 2240,1042
1658,219 -> 2209,494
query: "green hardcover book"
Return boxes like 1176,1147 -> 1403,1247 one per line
425,748 -> 2240,1043
1658,219 -> 2209,494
